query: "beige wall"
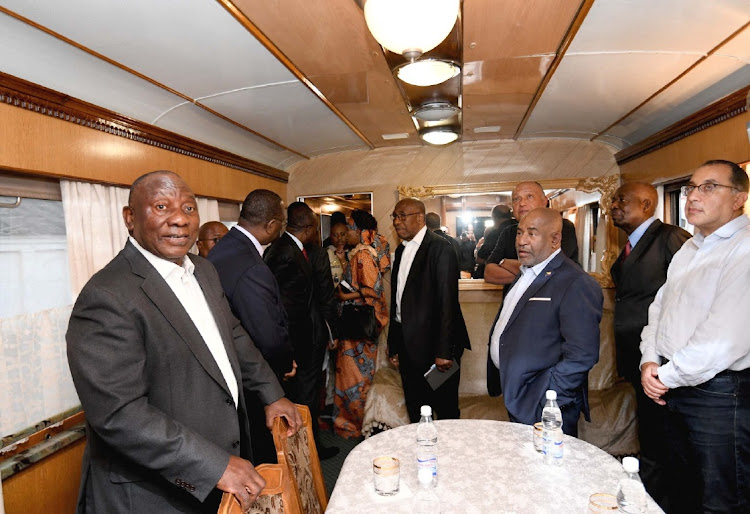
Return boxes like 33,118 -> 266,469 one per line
287,139 -> 620,249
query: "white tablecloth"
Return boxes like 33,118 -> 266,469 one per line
327,419 -> 663,513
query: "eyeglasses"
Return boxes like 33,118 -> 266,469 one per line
681,182 -> 738,197
198,237 -> 223,244
390,212 -> 421,221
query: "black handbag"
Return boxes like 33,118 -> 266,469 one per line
339,303 -> 378,341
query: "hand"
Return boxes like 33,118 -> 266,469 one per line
389,354 -> 399,369
328,339 -> 339,351
435,357 -> 453,372
282,360 -> 297,381
264,397 -> 302,436
216,455 -> 266,510
641,362 -> 668,405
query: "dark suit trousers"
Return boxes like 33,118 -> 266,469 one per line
284,333 -> 327,444
392,321 -> 461,423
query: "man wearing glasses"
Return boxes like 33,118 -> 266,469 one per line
196,221 -> 229,257
208,189 -> 295,464
387,198 -> 470,422
639,160 -> 750,512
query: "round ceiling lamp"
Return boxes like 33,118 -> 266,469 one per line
420,127 -> 459,145
364,0 -> 460,60
396,59 -> 461,87
413,102 -> 460,122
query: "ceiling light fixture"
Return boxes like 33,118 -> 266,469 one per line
396,59 -> 461,87
413,102 -> 460,122
420,127 -> 459,145
364,0 -> 460,60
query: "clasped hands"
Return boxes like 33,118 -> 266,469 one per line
388,354 -> 453,372
216,397 -> 302,511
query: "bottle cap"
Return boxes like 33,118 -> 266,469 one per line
545,390 -> 557,400
420,405 -> 432,417
623,456 -> 639,473
418,467 -> 433,484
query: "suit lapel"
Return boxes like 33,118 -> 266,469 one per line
403,230 -> 431,293
503,252 -> 564,332
620,219 -> 662,272
125,243 -> 234,398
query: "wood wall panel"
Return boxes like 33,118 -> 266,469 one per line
287,139 -> 619,250
0,103 -> 285,201
619,112 -> 750,184
3,438 -> 85,514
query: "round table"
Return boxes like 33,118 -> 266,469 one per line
327,419 -> 663,513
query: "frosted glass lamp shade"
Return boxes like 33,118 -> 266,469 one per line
364,0 -> 460,59
421,127 -> 459,145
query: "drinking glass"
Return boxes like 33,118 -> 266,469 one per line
588,493 -> 618,512
373,456 -> 400,496
533,422 -> 544,452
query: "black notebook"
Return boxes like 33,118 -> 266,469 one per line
423,361 -> 460,391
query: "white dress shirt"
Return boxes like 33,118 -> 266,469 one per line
490,248 -> 561,368
628,216 -> 657,249
129,236 -> 239,406
640,214 -> 750,388
286,231 -> 304,251
235,224 -> 265,256
395,225 -> 428,322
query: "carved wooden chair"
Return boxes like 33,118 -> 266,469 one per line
217,463 -> 301,514
272,404 -> 327,514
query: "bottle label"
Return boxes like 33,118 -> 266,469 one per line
417,455 -> 437,477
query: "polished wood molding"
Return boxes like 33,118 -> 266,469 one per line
0,71 -> 289,183
217,0 -> 374,149
615,85 -> 750,166
595,21 -> 750,142
0,5 -> 306,160
513,0 -> 595,139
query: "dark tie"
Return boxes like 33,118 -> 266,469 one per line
623,241 -> 632,259
302,248 -> 309,261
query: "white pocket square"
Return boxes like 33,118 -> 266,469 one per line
529,297 -> 551,301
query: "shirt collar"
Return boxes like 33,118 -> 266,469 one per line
401,225 -> 428,247
628,216 -> 657,248
234,225 -> 265,256
129,235 -> 194,280
692,213 -> 749,248
521,248 -> 561,277
286,231 -> 304,251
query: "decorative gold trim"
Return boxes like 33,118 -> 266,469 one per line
398,174 -> 621,288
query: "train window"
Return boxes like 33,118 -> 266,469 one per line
0,196 -> 73,318
663,180 -> 695,235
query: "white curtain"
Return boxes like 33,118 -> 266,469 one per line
61,180 -> 220,297
0,305 -> 78,437
573,204 -> 593,272
60,180 -> 130,298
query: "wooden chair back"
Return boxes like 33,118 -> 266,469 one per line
272,404 -> 327,514
217,463 -> 301,514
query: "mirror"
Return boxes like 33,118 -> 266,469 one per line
297,192 -> 373,245
397,176 -> 619,288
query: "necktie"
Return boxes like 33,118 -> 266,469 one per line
623,241 -> 632,259
302,248 -> 309,261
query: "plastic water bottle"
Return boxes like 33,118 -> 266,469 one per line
416,405 -> 438,486
541,390 -> 563,465
413,467 -> 441,513
616,457 -> 646,513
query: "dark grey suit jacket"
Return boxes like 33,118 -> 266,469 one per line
610,219 -> 691,383
486,252 -> 603,427
67,241 -> 284,514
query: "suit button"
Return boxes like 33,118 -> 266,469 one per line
232,440 -> 240,448
189,485 -> 195,492
225,398 -> 233,405
176,478 -> 182,486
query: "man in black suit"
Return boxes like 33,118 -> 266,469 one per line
426,211 -> 461,273
474,204 -> 513,278
208,189 -> 296,464
388,198 -> 471,422
484,181 -> 579,285
264,201 -> 338,458
610,182 -> 690,507
67,171 -> 301,514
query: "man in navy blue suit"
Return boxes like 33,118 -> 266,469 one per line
208,189 -> 296,463
486,208 -> 602,436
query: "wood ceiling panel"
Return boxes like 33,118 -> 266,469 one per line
462,0 -> 582,139
232,0 -> 418,147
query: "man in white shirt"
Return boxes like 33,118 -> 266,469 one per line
486,208 -> 602,436
67,171 -> 301,514
640,160 -> 750,512
387,198 -> 470,422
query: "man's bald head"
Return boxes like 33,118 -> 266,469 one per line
611,182 -> 658,235
512,181 -> 549,220
392,198 -> 426,241
196,221 -> 228,257
515,207 -> 562,267
425,212 -> 442,230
